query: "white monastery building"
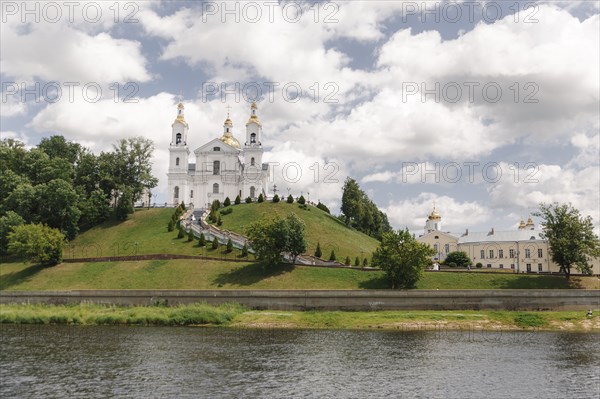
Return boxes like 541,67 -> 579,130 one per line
417,207 -> 600,275
167,101 -> 270,209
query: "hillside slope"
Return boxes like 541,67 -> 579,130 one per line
214,202 -> 380,261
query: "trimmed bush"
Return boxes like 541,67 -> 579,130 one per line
234,195 -> 241,205
344,256 -> 351,265
211,237 -> 219,250
245,196 -> 252,204
315,242 -> 322,258
298,195 -> 306,205
217,215 -> 223,226
363,258 -> 368,267
476,262 -> 483,268
220,207 -> 233,215
354,257 -> 360,266
257,193 -> 264,203
226,238 -> 233,253
224,197 -> 231,207
241,243 -> 248,257
329,249 -> 336,261
187,228 -> 194,242
272,194 -> 280,203
177,226 -> 185,239
198,233 -> 206,247
316,202 -> 330,214
286,195 -> 294,204
167,219 -> 175,232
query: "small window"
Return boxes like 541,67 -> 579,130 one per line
250,186 -> 255,198
213,183 -> 219,194
525,249 -> 531,258
538,248 -> 543,258
487,264 -> 491,268
499,264 -> 503,269
444,244 -> 449,254
509,249 -> 515,258
434,235 -> 439,239
434,244 -> 438,252
213,160 -> 220,175
489,250 -> 494,259
174,186 -> 179,198
190,190 -> 193,198
538,263 -> 543,272
526,264 -> 532,272
213,147 -> 221,151
250,133 -> 256,143
499,249 -> 504,259
176,133 -> 182,144
175,157 -> 180,166
251,157 -> 255,166
510,264 -> 515,269
480,250 -> 485,259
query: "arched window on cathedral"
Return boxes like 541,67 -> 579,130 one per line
250,157 -> 255,166
174,186 -> 179,198
250,133 -> 256,143
213,183 -> 219,194
175,157 -> 180,166
250,186 -> 255,198
190,190 -> 193,198
213,160 -> 220,175
176,133 -> 182,144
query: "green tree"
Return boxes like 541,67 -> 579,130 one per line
286,194 -> 294,204
344,256 -> 351,265
8,223 -> 65,266
115,187 -> 134,221
224,197 -> 231,207
177,225 -> 185,239
78,189 -> 111,229
167,219 -> 175,232
110,137 -> 158,203
316,202 -> 330,214
354,256 -> 360,266
272,194 -> 280,203
315,242 -> 322,258
187,228 -> 195,242
298,195 -> 306,205
212,236 -> 219,250
198,233 -> 206,247
285,213 -> 307,265
36,179 -> 81,239
341,177 -> 362,225
444,251 -> 472,267
329,249 -> 337,261
234,195 -> 241,205
245,197 -> 253,203
226,238 -> 233,253
257,193 -> 264,203
363,258 -> 368,267
534,203 -> 600,278
372,229 -> 435,289
0,211 -> 25,255
241,242 -> 249,257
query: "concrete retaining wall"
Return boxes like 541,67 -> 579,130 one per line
1,290 -> 598,311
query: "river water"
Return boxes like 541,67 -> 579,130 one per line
1,325 -> 598,398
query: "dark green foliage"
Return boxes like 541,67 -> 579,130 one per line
245,197 -> 253,204
220,207 -> 233,216
241,243 -> 249,257
344,256 -> 351,265
286,195 -> 294,204
534,202 -> 600,278
187,228 -> 194,242
212,237 -> 219,250
448,262 -> 457,268
0,211 -> 25,255
78,189 -> 111,229
372,229 -> 435,289
363,258 -> 368,267
211,200 -> 221,212
316,202 -> 330,214
476,262 -> 483,268
298,195 -> 306,205
298,204 -> 309,210
445,251 -> 472,267
315,242 -> 322,258
246,213 -> 307,267
257,193 -> 264,203
234,195 -> 241,205
217,215 -> 223,226
177,225 -> 185,239
7,223 -> 65,266
180,201 -> 186,210
167,219 -> 175,232
272,194 -> 280,203
115,187 -> 134,221
198,233 -> 206,247
223,197 -> 231,207
341,177 -> 392,240
354,257 -> 360,266
329,250 -> 336,261
226,238 -> 233,253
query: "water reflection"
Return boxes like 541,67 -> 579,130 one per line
1,325 -> 599,398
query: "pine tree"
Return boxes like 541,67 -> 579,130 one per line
257,193 -> 264,203
167,219 -> 174,232
234,195 -> 241,205
298,195 -> 306,205
314,242 -> 322,258
354,256 -> 360,266
198,233 -> 206,247
287,194 -> 294,204
212,236 -> 219,250
363,258 -> 368,267
224,197 -> 231,207
329,249 -> 336,261
344,256 -> 351,265
177,225 -> 185,239
217,215 -> 222,226
246,196 -> 252,203
272,194 -> 280,203
241,242 -> 249,257
226,238 -> 233,253
187,228 -> 194,242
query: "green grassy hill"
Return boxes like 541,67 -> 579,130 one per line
215,202 -> 380,260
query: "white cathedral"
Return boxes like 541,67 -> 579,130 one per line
167,101 -> 269,209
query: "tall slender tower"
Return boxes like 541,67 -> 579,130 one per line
167,99 -> 190,205
244,102 -> 264,182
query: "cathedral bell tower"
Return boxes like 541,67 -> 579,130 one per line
425,205 -> 442,234
168,98 -> 190,205
244,102 -> 264,176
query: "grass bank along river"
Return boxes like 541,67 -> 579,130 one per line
0,303 -> 598,332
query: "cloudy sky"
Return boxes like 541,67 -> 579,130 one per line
2,0 -> 599,234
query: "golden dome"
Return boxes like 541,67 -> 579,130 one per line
177,101 -> 184,109
246,115 -> 262,126
251,102 -> 257,109
526,217 -> 534,226
428,209 -> 441,220
518,219 -> 526,229
224,117 -> 233,126
220,132 -> 241,149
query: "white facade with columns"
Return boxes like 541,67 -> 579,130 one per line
167,101 -> 269,209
